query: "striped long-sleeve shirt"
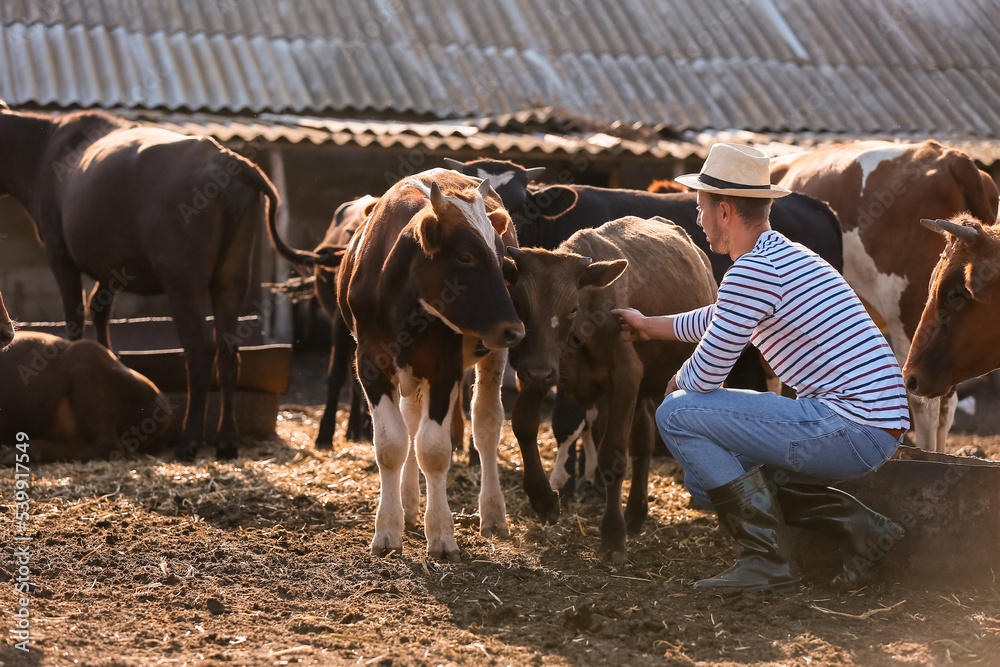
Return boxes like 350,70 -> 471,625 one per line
672,230 -> 910,430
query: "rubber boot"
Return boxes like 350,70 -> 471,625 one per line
695,466 -> 800,593
776,483 -> 904,589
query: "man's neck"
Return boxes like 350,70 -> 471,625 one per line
729,221 -> 771,260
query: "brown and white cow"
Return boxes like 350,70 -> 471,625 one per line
903,215 -> 1000,398
338,168 -> 524,560
770,140 -> 999,451
507,216 -> 717,562
0,332 -> 175,465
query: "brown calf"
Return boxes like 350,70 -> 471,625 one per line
507,216 -> 717,562
1,332 -> 175,465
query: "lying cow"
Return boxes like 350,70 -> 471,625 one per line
507,216 -> 717,562
903,215 -> 1000,398
0,332 -> 175,464
770,140 -> 999,451
338,168 -> 524,560
0,108 -> 322,461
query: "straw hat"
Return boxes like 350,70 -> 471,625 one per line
676,143 -> 790,198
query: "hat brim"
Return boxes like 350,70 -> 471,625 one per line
675,173 -> 791,198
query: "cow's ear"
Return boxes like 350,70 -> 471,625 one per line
502,255 -> 519,285
531,185 -> 578,219
488,209 -> 510,236
413,210 -> 442,257
361,196 -> 378,218
579,258 -> 628,289
443,157 -> 466,172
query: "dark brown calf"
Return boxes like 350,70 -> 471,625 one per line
507,216 -> 717,562
0,332 -> 175,465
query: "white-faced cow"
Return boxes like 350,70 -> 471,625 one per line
0,108 -> 321,461
770,140 -> 1000,451
338,168 -> 524,560
903,215 -> 1000,398
0,332 -> 175,465
507,216 -> 717,562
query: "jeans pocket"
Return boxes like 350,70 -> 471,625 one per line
789,427 -> 876,480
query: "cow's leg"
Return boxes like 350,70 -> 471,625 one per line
87,280 -> 119,349
416,379 -> 462,561
596,378 -> 639,564
399,391 -> 422,529
46,246 -> 85,340
550,395 -> 589,504
511,383 -> 559,523
209,287 -> 244,459
167,293 -> 213,461
580,408 -> 599,485
473,349 -> 509,539
368,389 -> 409,557
316,315 -> 355,448
935,391 -> 957,453
624,402 -> 654,535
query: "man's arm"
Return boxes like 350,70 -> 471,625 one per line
611,308 -> 680,342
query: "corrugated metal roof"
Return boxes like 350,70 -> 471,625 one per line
3,0 -> 1000,139
112,108 -> 709,160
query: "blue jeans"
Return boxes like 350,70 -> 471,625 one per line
656,389 -> 903,510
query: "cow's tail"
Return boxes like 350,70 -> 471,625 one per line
239,160 -> 342,268
948,149 -> 1000,225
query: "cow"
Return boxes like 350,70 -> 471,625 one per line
446,158 -> 842,513
506,216 -> 718,562
0,332 -> 175,465
0,289 -> 13,348
903,215 -> 1000,398
0,108 -> 324,461
770,140 -> 1000,451
337,168 -> 524,560
311,195 -> 379,447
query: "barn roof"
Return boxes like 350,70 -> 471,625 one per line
3,0 -> 1000,154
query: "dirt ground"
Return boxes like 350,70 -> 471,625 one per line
3,352 -> 1000,667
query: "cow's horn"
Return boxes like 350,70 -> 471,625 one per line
443,157 -> 464,171
921,218 -> 982,244
429,181 -> 446,210
506,246 -> 523,259
525,166 -> 546,182
477,178 -> 492,196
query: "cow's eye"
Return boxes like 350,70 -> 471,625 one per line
457,253 -> 473,265
567,307 -> 579,319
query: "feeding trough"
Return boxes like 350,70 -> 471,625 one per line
791,445 -> 1000,588
18,316 -> 292,440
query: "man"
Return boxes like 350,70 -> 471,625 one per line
613,143 -> 908,593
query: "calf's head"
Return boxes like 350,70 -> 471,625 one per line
506,246 -> 627,387
903,215 -> 1000,396
407,178 -> 524,350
